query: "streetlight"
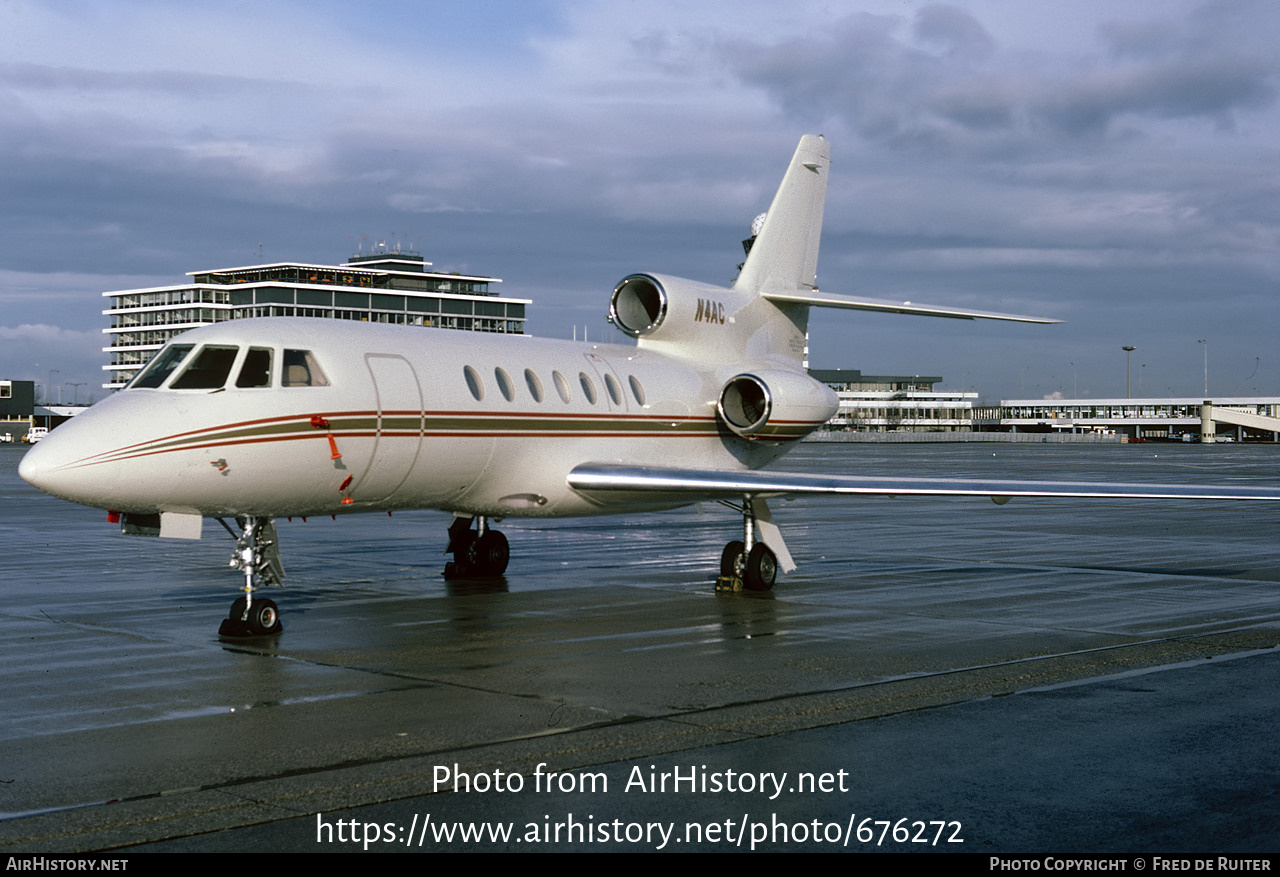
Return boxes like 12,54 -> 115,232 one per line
1068,362 -> 1077,399
1122,346 -> 1135,398
1197,339 -> 1208,397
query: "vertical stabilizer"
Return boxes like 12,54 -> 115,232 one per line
733,135 -> 829,297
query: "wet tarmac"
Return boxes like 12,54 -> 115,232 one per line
1,441 -> 1278,853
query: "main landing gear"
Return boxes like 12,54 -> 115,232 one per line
716,496 -> 784,592
444,514 -> 510,578
217,516 -> 284,637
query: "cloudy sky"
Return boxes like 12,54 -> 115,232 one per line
2,0 -> 1276,403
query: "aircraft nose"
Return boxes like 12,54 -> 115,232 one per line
19,430 -> 75,498
18,416 -> 118,509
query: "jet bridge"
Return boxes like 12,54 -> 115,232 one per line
1201,402 -> 1280,443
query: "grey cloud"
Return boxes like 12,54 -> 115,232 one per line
723,3 -> 1277,150
912,4 -> 995,62
0,61 -> 313,98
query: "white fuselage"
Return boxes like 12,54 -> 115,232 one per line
20,318 -> 828,520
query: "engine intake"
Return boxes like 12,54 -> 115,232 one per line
609,274 -> 668,337
717,370 -> 839,442
719,374 -> 771,436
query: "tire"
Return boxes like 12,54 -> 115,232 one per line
720,540 -> 745,578
473,531 -> 510,576
245,598 -> 282,635
744,543 -> 777,591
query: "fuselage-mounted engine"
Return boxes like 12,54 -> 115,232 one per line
717,370 -> 838,443
609,274 -> 669,337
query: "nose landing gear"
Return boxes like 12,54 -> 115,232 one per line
217,516 -> 285,637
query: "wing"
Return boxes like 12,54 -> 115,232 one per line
762,289 -> 1061,324
567,463 -> 1280,503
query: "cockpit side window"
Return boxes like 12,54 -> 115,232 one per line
282,349 -> 329,387
170,345 -> 240,390
235,347 -> 273,388
129,344 -> 195,389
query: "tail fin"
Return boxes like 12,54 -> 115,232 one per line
733,135 -> 830,297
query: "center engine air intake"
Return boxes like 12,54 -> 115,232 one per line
609,274 -> 668,337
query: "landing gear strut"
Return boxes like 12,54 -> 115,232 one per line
717,496 -> 780,592
444,515 -> 509,578
217,516 -> 285,637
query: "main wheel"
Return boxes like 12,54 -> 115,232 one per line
720,540 -> 745,578
743,543 -> 777,591
472,530 -> 510,576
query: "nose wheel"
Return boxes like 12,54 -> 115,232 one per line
226,596 -> 282,636
217,516 -> 285,637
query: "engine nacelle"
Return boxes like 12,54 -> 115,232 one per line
608,272 -> 756,351
717,370 -> 839,443
609,274 -> 669,337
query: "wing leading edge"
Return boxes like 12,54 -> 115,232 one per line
567,463 -> 1280,503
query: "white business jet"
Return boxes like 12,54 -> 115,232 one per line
19,135 -> 1280,636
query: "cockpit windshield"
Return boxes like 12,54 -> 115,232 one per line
128,344 -> 195,389
127,343 -> 329,391
170,345 -> 240,390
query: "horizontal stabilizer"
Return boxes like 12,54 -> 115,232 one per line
569,464 -> 1280,502
763,290 -> 1060,323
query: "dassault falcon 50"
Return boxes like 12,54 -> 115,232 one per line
20,136 -> 1280,636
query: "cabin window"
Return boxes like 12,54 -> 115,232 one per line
235,347 -> 273,388
282,349 -> 329,387
130,344 -> 194,389
495,367 -> 514,402
604,373 -> 622,406
552,370 -> 571,403
579,372 -> 597,405
463,365 -> 484,401
524,369 -> 544,402
629,375 -> 646,407
170,345 -> 240,390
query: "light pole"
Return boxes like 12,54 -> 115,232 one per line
1197,339 -> 1208,396
1068,362 -> 1077,399
1123,346 -> 1135,398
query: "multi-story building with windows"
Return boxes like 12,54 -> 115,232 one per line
102,250 -> 527,389
809,368 -> 978,432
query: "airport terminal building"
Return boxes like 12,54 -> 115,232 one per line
102,250 -> 528,389
808,371 -> 1279,441
991,397 -> 1280,442
808,369 -> 979,432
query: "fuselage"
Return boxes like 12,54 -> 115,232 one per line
19,317 -> 834,520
